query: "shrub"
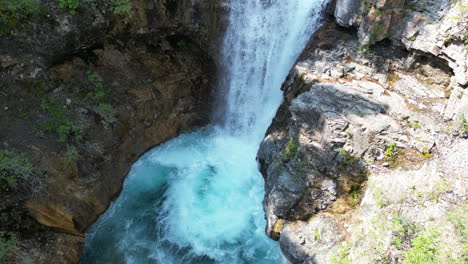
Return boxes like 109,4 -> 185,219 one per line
0,150 -> 35,190
93,103 -> 117,124
40,99 -> 81,142
384,142 -> 397,159
404,229 -> 439,264
282,139 -> 298,161
65,145 -> 80,165
58,0 -> 79,14
0,0 -> 41,36
332,245 -> 351,264
0,236 -> 18,262
111,0 -> 132,15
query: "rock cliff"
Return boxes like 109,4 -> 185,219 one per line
0,0 -> 225,262
258,0 -> 467,263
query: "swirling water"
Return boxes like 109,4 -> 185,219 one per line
81,0 -> 326,263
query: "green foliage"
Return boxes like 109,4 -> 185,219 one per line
332,245 -> 351,264
404,8 -> 413,12
313,229 -> 321,241
0,150 -> 35,190
0,235 -> 18,263
420,147 -> 431,158
447,205 -> 467,238
373,188 -> 386,208
444,34 -> 453,45
282,139 -> 298,161
409,36 -> 416,41
348,185 -> 361,206
176,40 -> 187,48
384,142 -> 397,159
375,8 -> 382,16
404,229 -> 439,264
374,23 -> 383,35
459,114 -> 468,132
392,237 -> 403,248
363,1 -> 372,14
65,145 -> 79,165
111,0 -> 132,15
338,148 -> 358,165
0,0 -> 41,36
40,99 -> 81,142
357,45 -> 370,56
58,0 -> 79,14
93,103 -> 117,124
410,122 -> 421,129
390,213 -> 414,238
83,72 -> 117,124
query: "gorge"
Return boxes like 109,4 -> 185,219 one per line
0,0 -> 467,263
81,0 -> 326,262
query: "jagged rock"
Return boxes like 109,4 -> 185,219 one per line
0,0 -> 225,262
333,0 -> 468,86
258,18 -> 464,263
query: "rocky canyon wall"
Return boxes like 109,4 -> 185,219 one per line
0,0 -> 226,262
259,0 -> 467,263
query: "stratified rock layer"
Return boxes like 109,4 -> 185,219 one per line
258,9 -> 467,263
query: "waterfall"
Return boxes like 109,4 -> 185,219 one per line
81,0 -> 326,263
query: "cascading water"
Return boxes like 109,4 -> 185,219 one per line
81,0 -> 326,263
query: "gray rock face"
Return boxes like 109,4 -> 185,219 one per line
258,20 -> 466,263
333,0 -> 468,86
279,215 -> 345,264
334,0 -> 361,26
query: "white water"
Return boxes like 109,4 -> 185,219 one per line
81,0 -> 326,263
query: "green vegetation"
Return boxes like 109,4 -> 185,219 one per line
58,0 -> 133,16
65,145 -> 80,165
58,0 -> 79,14
409,36 -> 416,41
313,229 -> 321,241
374,23 -> 383,35
282,139 -> 298,161
375,8 -> 382,16
444,34 -> 453,45
420,147 -> 431,158
459,114 -> 468,132
332,245 -> 351,264
363,1 -> 372,14
93,103 -> 117,124
0,0 -> 41,36
81,72 -> 117,124
110,0 -> 132,15
176,40 -> 187,48
357,45 -> 370,56
0,150 -> 35,190
404,8 -> 413,12
390,213 -> 415,239
0,236 -> 18,263
338,147 -> 358,165
40,98 -> 81,142
373,188 -> 386,208
348,185 -> 362,206
404,229 -> 439,264
447,205 -> 467,238
410,122 -> 421,129
384,142 -> 397,159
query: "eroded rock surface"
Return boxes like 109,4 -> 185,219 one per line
334,0 -> 467,86
0,0 -> 225,262
258,17 -> 467,264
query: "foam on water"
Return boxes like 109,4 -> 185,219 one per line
81,0 -> 326,263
